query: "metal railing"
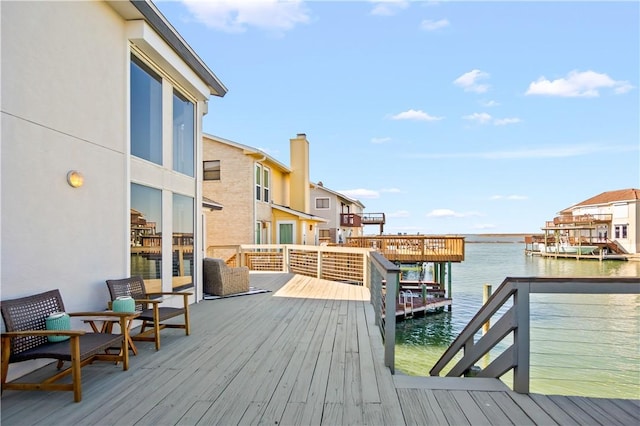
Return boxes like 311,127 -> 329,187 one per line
430,277 -> 640,393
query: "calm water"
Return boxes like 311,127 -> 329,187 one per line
395,236 -> 640,399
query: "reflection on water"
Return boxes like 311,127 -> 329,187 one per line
395,241 -> 640,399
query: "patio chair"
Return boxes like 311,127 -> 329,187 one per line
105,276 -> 191,351
1,289 -> 134,402
203,258 -> 250,296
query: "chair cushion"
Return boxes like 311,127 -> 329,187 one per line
9,333 -> 123,363
138,307 -> 186,323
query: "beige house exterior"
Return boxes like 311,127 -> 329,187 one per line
203,133 -> 325,260
310,182 -> 366,244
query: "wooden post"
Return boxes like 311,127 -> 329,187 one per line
482,284 -> 492,334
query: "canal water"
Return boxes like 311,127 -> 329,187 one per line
395,235 -> 640,399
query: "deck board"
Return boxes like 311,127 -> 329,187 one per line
1,272 -> 637,426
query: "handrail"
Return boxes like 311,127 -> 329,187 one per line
207,244 -> 371,286
368,251 -> 400,373
430,277 -> 640,393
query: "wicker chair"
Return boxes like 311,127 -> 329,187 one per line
1,289 -> 134,402
105,276 -> 191,351
203,258 -> 250,296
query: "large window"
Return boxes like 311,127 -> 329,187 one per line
130,56 -> 162,165
204,160 -> 221,181
131,184 -> 162,280
254,164 -> 270,202
173,194 -> 194,288
173,90 -> 195,176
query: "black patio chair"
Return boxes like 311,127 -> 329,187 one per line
1,289 -> 134,402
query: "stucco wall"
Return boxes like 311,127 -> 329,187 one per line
1,1 -> 128,309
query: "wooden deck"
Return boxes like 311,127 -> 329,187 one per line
2,273 -> 638,425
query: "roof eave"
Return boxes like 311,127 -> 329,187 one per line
127,0 -> 227,97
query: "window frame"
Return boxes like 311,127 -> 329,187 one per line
263,166 -> 270,203
203,160 -> 221,181
315,197 -> 330,209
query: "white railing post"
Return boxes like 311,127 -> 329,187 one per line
317,249 -> 322,279
283,245 -> 290,272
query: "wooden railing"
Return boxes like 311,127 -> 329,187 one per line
340,213 -> 362,227
207,244 -> 371,285
430,277 -> 640,393
346,235 -> 465,263
368,252 -> 400,373
546,213 -> 613,227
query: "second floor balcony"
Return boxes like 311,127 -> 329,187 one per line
340,213 -> 362,227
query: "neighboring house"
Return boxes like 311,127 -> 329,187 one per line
1,0 -> 226,380
310,182 -> 366,244
542,188 -> 640,255
203,133 -> 325,259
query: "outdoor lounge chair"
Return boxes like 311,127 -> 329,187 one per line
105,276 -> 191,351
203,258 -> 250,296
1,289 -> 134,402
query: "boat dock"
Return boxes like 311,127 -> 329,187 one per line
2,273 -> 637,425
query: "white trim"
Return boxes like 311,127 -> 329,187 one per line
126,20 -> 209,100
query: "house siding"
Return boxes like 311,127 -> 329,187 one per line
203,140 -> 255,249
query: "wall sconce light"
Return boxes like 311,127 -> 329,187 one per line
67,170 -> 84,188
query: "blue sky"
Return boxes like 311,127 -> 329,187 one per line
156,0 -> 639,235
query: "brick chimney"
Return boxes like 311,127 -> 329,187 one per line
290,133 -> 310,213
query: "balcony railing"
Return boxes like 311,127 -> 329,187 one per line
430,277 -> 640,393
340,213 -> 362,227
346,235 -> 465,263
361,212 -> 385,225
545,213 -> 613,227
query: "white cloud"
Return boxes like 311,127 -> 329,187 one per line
463,113 -> 521,126
339,188 -> 380,199
481,100 -> 500,107
493,117 -> 522,126
490,195 -> 528,200
453,69 -> 490,93
525,70 -> 634,97
420,18 -> 449,31
390,109 -> 443,121
426,209 -> 480,218
463,112 -> 492,124
182,0 -> 310,33
370,0 -> 409,16
371,137 -> 392,144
